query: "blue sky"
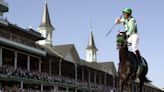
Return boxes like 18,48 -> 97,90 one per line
5,0 -> 164,89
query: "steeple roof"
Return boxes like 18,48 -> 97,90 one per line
39,0 -> 54,29
86,23 -> 97,51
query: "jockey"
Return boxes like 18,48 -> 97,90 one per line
115,8 -> 143,75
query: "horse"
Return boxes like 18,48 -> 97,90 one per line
116,32 -> 150,92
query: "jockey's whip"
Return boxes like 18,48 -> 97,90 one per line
105,15 -> 122,37
105,24 -> 116,37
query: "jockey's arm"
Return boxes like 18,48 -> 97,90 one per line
115,17 -> 124,24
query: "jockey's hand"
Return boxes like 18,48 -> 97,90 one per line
127,35 -> 130,38
115,17 -> 121,24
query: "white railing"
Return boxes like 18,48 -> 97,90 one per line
0,0 -> 8,8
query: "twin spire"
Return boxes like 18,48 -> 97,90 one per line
85,20 -> 98,62
38,0 -> 97,62
39,0 -> 54,30
37,0 -> 54,45
86,20 -> 97,51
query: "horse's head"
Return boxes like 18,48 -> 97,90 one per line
116,32 -> 128,50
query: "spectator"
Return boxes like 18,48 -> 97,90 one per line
0,85 -> 2,92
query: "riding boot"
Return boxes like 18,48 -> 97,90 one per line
135,50 -> 142,77
135,50 -> 142,63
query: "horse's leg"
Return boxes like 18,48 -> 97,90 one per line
119,79 -> 122,92
128,83 -> 132,92
138,67 -> 148,92
119,79 -> 124,92
126,80 -> 132,92
139,77 -> 144,92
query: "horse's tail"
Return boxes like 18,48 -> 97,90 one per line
144,76 -> 151,83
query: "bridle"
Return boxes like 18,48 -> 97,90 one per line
116,32 -> 131,49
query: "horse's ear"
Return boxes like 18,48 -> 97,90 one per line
117,30 -> 121,36
118,32 -> 124,36
119,32 -> 127,39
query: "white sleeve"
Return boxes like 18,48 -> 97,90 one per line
119,17 -> 125,23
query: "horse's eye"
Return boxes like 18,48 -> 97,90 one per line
120,40 -> 123,43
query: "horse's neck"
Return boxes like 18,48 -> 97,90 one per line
119,47 -> 129,65
118,47 -> 130,76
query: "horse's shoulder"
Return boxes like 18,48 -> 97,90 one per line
127,51 -> 138,65
128,51 -> 136,58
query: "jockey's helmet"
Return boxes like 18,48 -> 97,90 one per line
122,8 -> 132,14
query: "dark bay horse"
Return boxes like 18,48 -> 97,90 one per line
116,32 -> 150,92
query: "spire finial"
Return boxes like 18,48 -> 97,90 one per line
45,0 -> 47,4
90,18 -> 92,32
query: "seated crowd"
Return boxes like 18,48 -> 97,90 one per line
0,65 -> 111,91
